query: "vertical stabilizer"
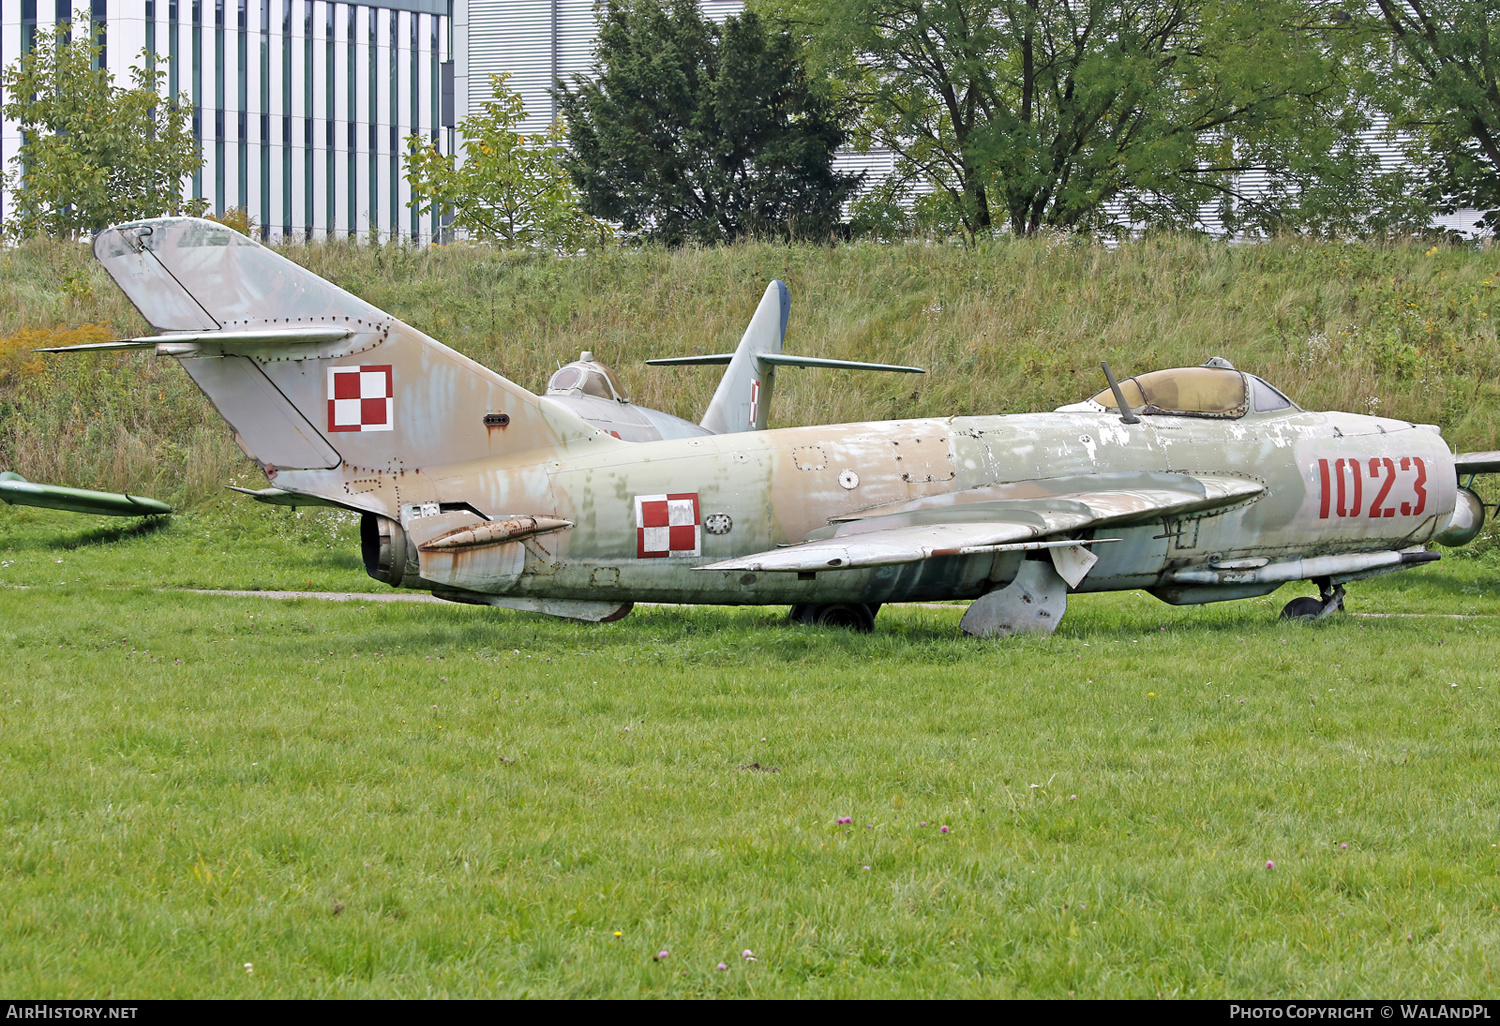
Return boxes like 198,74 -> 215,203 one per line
88,218 -> 611,513
700,280 -> 789,434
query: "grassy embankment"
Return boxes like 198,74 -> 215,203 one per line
2,233 -> 1499,506
1,235 -> 1499,996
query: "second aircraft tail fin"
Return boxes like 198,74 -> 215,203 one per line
646,280 -> 924,433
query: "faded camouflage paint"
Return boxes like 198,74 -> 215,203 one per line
83,218 -> 1464,621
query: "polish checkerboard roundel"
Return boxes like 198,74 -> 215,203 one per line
635,493 -> 700,558
327,366 -> 393,432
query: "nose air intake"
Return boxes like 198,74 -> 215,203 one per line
1435,487 -> 1485,547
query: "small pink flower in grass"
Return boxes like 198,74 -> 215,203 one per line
940,825 -> 949,834
920,821 -> 927,827
717,963 -> 728,971
1266,860 -> 1275,869
863,865 -> 871,870
1340,843 -> 1348,850
741,949 -> 755,961
836,816 -> 852,825
655,950 -> 670,961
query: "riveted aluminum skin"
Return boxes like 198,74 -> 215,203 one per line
68,217 -> 1484,633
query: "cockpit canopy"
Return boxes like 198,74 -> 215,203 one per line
546,351 -> 629,403
1087,366 -> 1294,419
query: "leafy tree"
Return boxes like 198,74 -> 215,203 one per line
1,12 -> 201,240
556,0 -> 861,245
1369,1 -> 1500,235
404,73 -> 608,250
762,0 -> 1374,239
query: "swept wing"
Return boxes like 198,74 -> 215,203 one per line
701,473 -> 1264,573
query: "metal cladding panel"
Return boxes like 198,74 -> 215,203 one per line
555,0 -> 600,83
362,0 -> 449,14
468,0 -> 552,129
699,0 -> 744,22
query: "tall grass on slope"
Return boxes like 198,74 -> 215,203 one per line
2,234 -> 1498,507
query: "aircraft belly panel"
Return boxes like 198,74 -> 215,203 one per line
496,554 -> 998,605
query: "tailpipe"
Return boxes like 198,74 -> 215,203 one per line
361,513 -> 421,587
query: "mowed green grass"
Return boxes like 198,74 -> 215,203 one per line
2,503 -> 1500,997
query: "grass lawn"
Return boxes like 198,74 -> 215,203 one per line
2,502 -> 1499,997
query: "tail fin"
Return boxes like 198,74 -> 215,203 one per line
83,218 -> 609,512
700,280 -> 789,434
646,280 -> 924,433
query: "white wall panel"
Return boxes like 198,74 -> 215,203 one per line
467,0 -> 550,131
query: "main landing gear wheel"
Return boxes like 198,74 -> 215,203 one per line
1280,578 -> 1346,621
1279,597 -> 1324,620
788,603 -> 879,633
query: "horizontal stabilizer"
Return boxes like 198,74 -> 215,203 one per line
645,354 -> 734,367
646,353 -> 924,374
760,354 -> 925,374
1455,451 -> 1500,476
227,486 -> 349,509
0,472 -> 171,516
40,326 -> 355,355
34,339 -> 158,353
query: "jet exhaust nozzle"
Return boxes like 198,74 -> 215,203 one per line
361,513 -> 421,586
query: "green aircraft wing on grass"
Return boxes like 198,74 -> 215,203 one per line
0,472 -> 172,517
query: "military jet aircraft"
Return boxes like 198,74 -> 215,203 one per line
46,216 -> 1493,635
0,471 -> 171,517
538,280 -> 923,442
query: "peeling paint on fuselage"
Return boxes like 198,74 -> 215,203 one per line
274,404 -> 1459,609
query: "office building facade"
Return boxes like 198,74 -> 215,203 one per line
0,2 -> 1482,242
1,0 -> 455,242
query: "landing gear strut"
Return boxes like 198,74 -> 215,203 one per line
1280,577 -> 1345,621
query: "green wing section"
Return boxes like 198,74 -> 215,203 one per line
0,472 -> 172,516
